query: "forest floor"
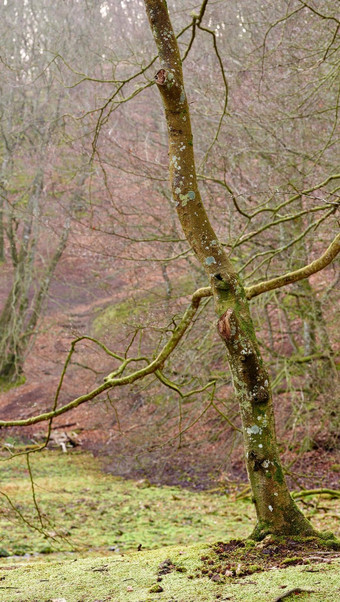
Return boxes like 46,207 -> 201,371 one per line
0,451 -> 339,601
0,271 -> 339,496
1,239 -> 339,600
1,231 -> 339,495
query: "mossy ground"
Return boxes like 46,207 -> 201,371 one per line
0,450 -> 339,601
0,374 -> 26,393
92,277 -> 196,336
0,450 -> 255,558
1,543 -> 340,601
199,536 -> 340,580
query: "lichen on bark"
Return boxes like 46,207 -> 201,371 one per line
143,0 -> 321,539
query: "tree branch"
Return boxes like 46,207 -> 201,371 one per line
246,233 -> 340,299
130,233 -> 339,306
0,287 -> 211,429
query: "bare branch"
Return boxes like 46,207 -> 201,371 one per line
246,233 -> 340,299
0,287 -> 211,429
297,1 -> 340,25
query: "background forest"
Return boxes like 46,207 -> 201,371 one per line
1,0 -> 338,487
0,1 -> 339,598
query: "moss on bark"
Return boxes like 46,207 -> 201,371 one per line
144,0 -> 323,539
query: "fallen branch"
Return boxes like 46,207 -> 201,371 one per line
236,485 -> 251,499
274,588 -> 315,602
292,488 -> 340,499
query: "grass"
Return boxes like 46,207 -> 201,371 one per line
0,450 -> 255,558
1,542 -> 339,601
0,450 -> 339,601
92,276 -> 196,337
0,374 -> 26,393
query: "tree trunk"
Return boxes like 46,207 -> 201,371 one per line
0,271 -> 28,383
213,273 -> 315,537
144,0 -> 317,538
0,196 -> 4,263
0,210 -> 71,386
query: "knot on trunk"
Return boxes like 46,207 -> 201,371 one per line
155,69 -> 178,95
217,308 -> 234,340
248,451 -> 266,472
155,69 -> 167,85
212,272 -> 234,292
252,386 -> 270,405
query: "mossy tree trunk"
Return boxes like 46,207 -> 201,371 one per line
144,0 -> 317,538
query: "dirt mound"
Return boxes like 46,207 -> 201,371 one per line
197,536 -> 340,583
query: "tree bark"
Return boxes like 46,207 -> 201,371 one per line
144,0 -> 317,538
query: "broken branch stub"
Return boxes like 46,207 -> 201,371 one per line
217,308 -> 233,340
155,69 -> 166,85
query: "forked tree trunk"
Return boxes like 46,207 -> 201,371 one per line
144,0 -> 317,538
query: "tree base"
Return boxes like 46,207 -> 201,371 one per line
249,527 -> 340,550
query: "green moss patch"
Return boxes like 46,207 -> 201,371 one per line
92,277 -> 195,336
197,536 -> 340,582
0,452 -> 339,600
0,543 -> 339,601
0,374 -> 26,393
0,450 -> 255,558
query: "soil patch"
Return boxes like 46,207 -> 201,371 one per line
196,537 -> 340,583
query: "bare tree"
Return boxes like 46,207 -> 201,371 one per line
0,0 -> 339,541
0,0 -> 102,385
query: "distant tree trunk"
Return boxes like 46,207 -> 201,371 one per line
0,220 -> 71,385
281,210 -> 335,392
144,0 -> 317,538
0,169 -> 44,383
0,197 -> 4,263
0,158 -> 73,386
